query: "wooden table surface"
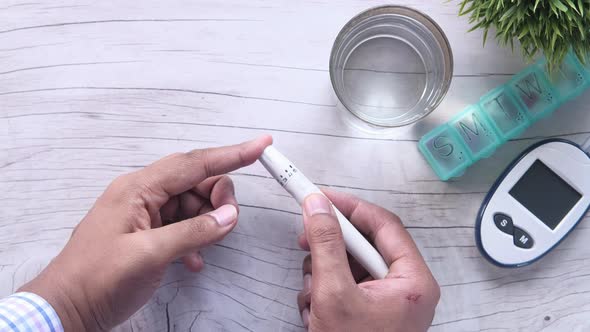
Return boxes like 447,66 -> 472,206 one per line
2,1 -> 590,331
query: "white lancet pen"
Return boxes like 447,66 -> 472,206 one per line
259,145 -> 389,280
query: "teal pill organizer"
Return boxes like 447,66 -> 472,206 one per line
419,52 -> 590,181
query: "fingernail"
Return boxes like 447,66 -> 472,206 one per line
303,194 -> 332,217
303,274 -> 312,293
301,308 -> 310,327
209,204 -> 237,227
249,135 -> 271,145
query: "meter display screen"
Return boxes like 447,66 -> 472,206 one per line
510,160 -> 582,230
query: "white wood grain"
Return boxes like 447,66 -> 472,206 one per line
2,1 -> 590,331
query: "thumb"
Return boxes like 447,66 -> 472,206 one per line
303,194 -> 354,286
147,204 -> 238,263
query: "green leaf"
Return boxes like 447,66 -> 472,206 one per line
550,31 -> 558,50
550,0 -> 569,12
550,4 -> 559,17
499,5 -> 518,22
460,4 -> 477,16
574,44 -> 587,64
468,20 -> 488,32
518,25 -> 530,38
496,0 -> 503,11
459,0 -> 470,15
565,0 -> 581,14
553,22 -> 563,37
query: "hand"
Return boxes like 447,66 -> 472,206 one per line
296,191 -> 440,332
18,136 -> 273,331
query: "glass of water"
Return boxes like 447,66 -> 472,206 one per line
330,6 -> 453,127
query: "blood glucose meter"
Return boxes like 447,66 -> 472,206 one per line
476,139 -> 590,267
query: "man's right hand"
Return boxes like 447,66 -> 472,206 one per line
297,190 -> 440,331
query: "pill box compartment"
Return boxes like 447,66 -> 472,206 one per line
539,56 -> 589,101
509,67 -> 559,120
419,124 -> 472,180
479,86 -> 530,140
450,105 -> 501,160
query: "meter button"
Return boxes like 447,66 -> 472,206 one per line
494,213 -> 514,235
513,227 -> 534,249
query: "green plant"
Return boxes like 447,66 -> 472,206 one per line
459,0 -> 590,72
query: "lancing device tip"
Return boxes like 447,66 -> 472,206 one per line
258,145 -> 389,279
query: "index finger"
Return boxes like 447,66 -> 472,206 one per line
136,135 -> 272,208
323,189 -> 430,278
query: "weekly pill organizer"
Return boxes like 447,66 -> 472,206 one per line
419,52 -> 590,181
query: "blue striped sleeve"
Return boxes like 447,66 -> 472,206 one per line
0,292 -> 64,332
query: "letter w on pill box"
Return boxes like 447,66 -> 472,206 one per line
419,52 -> 590,181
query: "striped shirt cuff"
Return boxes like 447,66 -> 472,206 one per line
0,292 -> 64,332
